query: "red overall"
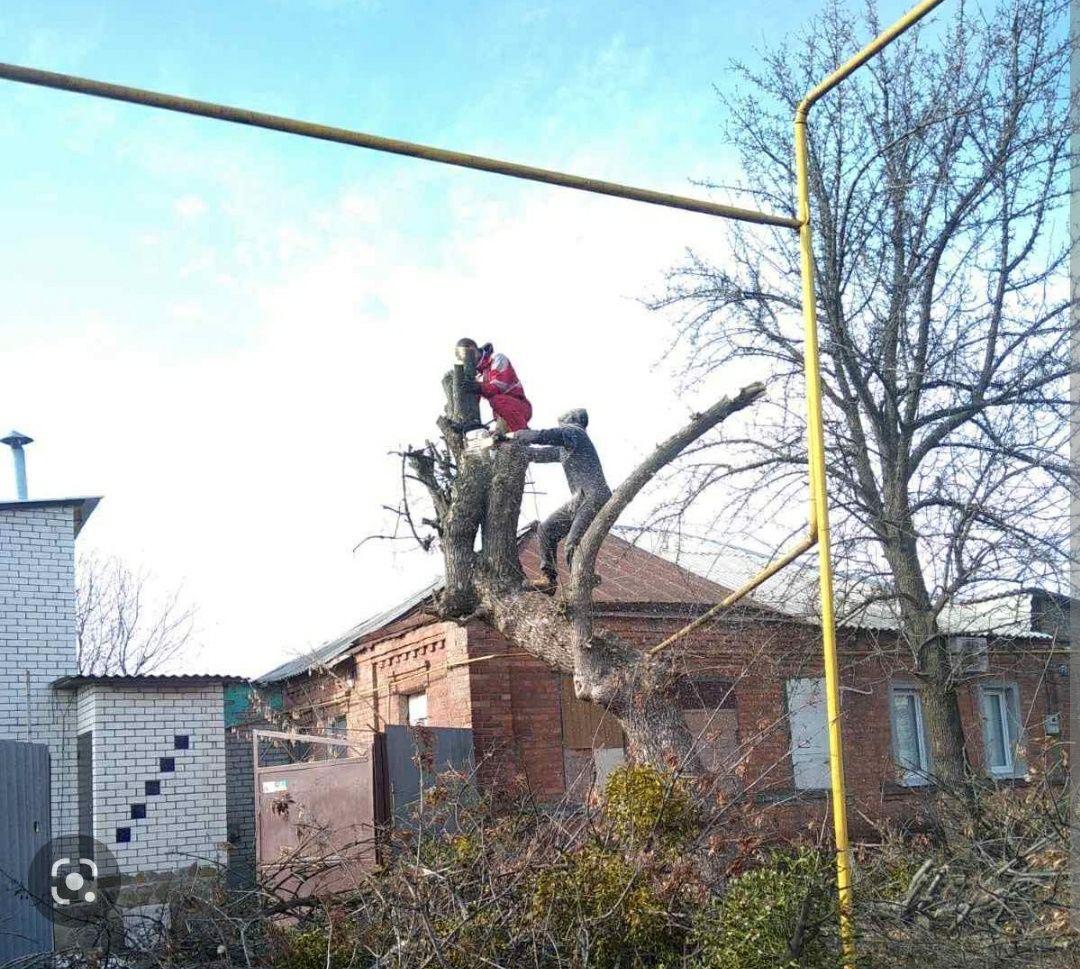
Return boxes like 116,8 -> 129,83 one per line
476,351 -> 532,431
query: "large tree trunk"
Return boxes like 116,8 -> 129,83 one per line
475,575 -> 699,767
880,514 -> 974,819
415,382 -> 765,772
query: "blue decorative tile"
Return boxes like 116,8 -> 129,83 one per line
131,803 -> 146,820
174,735 -> 190,750
116,827 -> 131,844
145,780 -> 161,796
159,757 -> 175,773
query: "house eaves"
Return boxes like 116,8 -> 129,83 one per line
256,578 -> 443,683
0,496 -> 101,536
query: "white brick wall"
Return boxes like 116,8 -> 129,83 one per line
79,684 -> 228,874
0,506 -> 80,837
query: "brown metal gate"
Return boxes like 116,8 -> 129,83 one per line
253,730 -> 386,897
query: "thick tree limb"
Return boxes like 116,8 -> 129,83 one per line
570,382 -> 766,633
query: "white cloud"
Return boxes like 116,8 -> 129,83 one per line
1,36 -> 788,680
5,168 -> 778,679
173,194 -> 209,219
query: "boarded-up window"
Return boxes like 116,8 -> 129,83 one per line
676,679 -> 734,710
678,679 -> 736,772
560,676 -> 624,750
786,677 -> 830,790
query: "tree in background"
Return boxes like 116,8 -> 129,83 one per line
76,552 -> 197,676
650,0 -> 1072,797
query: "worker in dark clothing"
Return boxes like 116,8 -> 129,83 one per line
510,408 -> 611,593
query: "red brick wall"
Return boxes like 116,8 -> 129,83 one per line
460,621 -> 566,797
591,611 -> 1070,838
274,608 -> 1069,839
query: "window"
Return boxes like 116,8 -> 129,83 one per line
328,714 -> 348,759
947,636 -> 989,677
786,678 -> 830,790
676,679 -> 734,710
405,691 -> 428,726
890,686 -> 931,786
980,684 -> 1024,777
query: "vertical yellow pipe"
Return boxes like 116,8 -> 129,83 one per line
793,115 -> 855,963
794,4 -> 947,964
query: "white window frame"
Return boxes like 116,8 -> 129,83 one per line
980,683 -> 1025,778
405,690 -> 428,726
889,685 -> 931,787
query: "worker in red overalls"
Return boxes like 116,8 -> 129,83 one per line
458,338 -> 533,432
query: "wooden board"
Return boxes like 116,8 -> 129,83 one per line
560,676 -> 625,750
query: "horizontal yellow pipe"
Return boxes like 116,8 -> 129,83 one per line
0,62 -> 800,229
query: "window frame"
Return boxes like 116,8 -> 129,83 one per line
327,713 -> 348,759
785,676 -> 831,792
889,684 -> 932,787
979,682 -> 1025,779
404,690 -> 428,726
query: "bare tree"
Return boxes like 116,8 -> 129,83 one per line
397,381 -> 764,769
649,0 -> 1072,794
76,552 -> 198,676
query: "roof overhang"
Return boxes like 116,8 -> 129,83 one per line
53,673 -> 248,690
0,496 -> 102,536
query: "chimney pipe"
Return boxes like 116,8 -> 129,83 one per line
1,431 -> 33,500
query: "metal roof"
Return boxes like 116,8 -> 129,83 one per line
675,543 -> 1061,639
53,673 -> 248,689
0,496 -> 101,535
257,530 -> 758,685
257,577 -> 443,683
256,530 -> 1063,686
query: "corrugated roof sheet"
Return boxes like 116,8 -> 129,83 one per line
257,529 -> 1062,685
53,673 -> 248,689
675,543 -> 1059,638
257,578 -> 443,683
519,532 -> 738,606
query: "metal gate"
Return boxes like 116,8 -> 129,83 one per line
252,726 -> 475,897
383,725 -> 474,828
0,739 -> 53,963
253,730 -> 386,898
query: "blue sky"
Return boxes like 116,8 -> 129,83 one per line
0,0 -> 933,675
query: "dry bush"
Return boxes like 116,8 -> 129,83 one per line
49,764 -> 1077,969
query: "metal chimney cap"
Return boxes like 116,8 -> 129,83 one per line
1,431 -> 32,449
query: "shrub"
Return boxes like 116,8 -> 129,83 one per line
692,848 -> 838,969
530,843 -> 681,968
266,911 -> 365,969
603,763 -> 699,850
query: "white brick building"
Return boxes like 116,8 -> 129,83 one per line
0,496 -> 241,883
0,497 -> 98,839
56,676 -> 238,875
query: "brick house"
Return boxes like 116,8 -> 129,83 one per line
258,529 -> 1070,838
0,496 -> 243,959
0,497 -> 98,841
